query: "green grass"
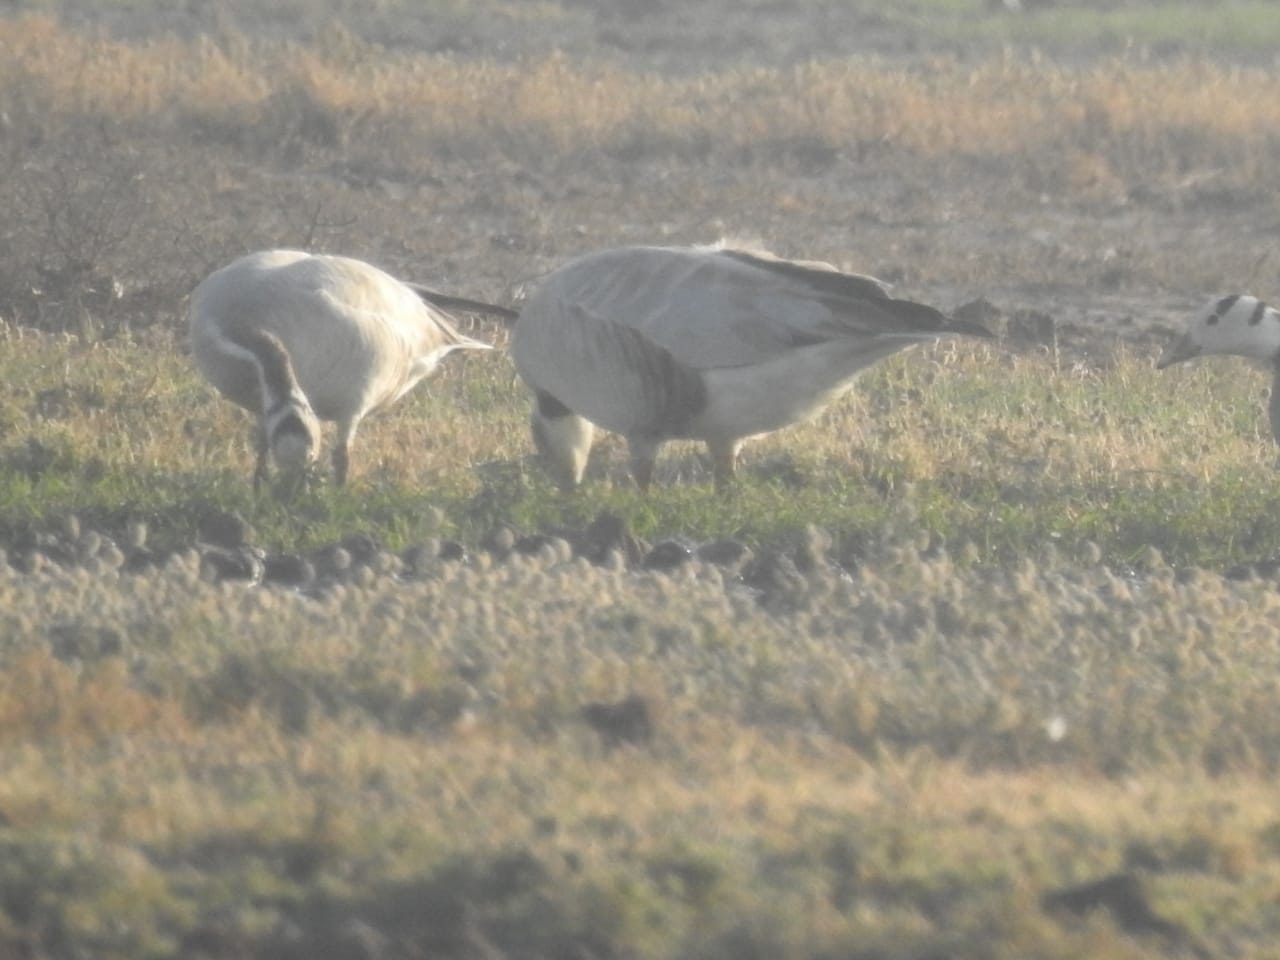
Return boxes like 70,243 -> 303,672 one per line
20,0 -> 1280,57
2,329 -> 1277,569
892,0 -> 1280,53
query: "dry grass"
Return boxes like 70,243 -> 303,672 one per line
6,16 -> 1280,182
3,317 -> 1280,563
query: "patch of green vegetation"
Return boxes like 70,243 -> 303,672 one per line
1,332 -> 1278,568
896,0 -> 1280,53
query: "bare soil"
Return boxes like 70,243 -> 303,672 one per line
10,0 -> 1267,364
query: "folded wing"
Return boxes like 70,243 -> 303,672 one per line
539,246 -> 988,372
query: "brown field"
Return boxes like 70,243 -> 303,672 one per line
4,3 -> 1280,958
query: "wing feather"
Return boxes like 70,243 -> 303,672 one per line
513,300 -> 705,438
530,246 -> 988,372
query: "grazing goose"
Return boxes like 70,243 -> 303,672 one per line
234,327 -> 322,489
190,249 -> 515,489
1157,293 -> 1280,444
511,243 -> 993,490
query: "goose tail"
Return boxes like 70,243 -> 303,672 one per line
405,283 -> 519,323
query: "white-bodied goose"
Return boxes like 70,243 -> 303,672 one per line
512,243 -> 992,490
190,249 -> 515,488
1158,293 -> 1280,443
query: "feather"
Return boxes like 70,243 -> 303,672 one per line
513,243 -> 990,490
190,250 -> 494,488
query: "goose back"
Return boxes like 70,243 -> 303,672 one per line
517,246 -> 977,374
512,244 -> 986,442
191,250 -> 489,424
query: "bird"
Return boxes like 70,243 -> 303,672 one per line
510,242 -> 993,491
189,249 -> 515,489
1157,293 -> 1280,444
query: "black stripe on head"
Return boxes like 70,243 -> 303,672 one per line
1209,294 -> 1241,324
270,411 -> 313,446
536,390 -> 573,419
1249,299 -> 1270,325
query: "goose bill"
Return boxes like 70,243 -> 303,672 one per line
1156,331 -> 1201,369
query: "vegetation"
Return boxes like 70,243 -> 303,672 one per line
2,3 -> 1280,958
2,324 -> 1280,569
903,0 -> 1280,52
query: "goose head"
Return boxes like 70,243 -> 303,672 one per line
268,403 -> 321,473
1158,294 -> 1280,369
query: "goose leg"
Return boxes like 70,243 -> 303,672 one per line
708,438 -> 741,490
333,418 -> 358,487
627,436 -> 660,492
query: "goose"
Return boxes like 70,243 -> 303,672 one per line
511,243 -> 993,490
189,249 -> 516,489
1157,293 -> 1280,444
